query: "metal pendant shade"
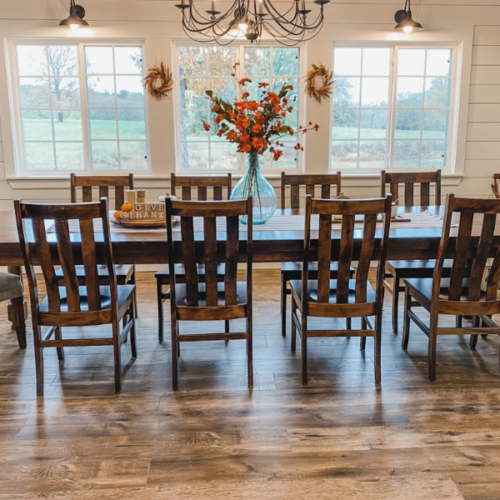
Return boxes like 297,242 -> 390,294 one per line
394,0 -> 423,33
59,0 -> 89,28
175,0 -> 331,46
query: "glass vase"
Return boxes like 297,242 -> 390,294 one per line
230,150 -> 277,225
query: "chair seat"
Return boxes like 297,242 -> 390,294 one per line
290,279 -> 376,305
387,259 -> 453,277
175,282 -> 247,307
156,263 -> 226,280
282,261 -> 353,275
40,285 -> 135,313
55,265 -> 134,283
0,272 -> 23,302
405,278 -> 487,303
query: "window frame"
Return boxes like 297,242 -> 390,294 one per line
6,38 -> 151,177
172,41 -> 307,175
330,42 -> 460,174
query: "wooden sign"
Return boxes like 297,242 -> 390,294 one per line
133,203 -> 165,219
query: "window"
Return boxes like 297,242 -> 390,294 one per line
331,46 -> 455,171
176,44 -> 301,172
10,42 -> 148,174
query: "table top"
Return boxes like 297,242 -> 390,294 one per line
0,205 -> 467,266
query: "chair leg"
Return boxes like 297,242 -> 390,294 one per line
33,324 -> 44,397
11,296 -> 26,349
225,320 -> 230,344
301,314 -> 308,384
247,315 -> 253,389
428,311 -> 438,382
130,268 -> 138,318
157,279 -> 164,343
360,318 -> 367,351
171,315 -> 179,391
402,285 -> 411,349
375,315 -> 382,384
112,322 -> 122,394
469,316 -> 480,349
291,296 -> 297,353
54,327 -> 64,361
392,274 -> 400,334
130,300 -> 137,359
281,273 -> 287,337
456,316 -> 463,328
346,318 -> 352,330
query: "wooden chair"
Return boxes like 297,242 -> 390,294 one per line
381,170 -> 447,334
155,173 -> 232,342
491,174 -> 500,198
290,195 -> 392,384
165,196 -> 253,390
63,174 -> 137,314
280,172 -> 354,337
402,194 -> 500,381
0,272 -> 26,348
14,198 -> 137,396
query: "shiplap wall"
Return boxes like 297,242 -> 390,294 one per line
0,1 -> 500,208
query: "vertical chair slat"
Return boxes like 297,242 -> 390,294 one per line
468,213 -> 496,301
82,186 -> 93,202
198,186 -> 207,201
448,211 -> 474,301
182,187 -> 191,200
404,182 -> 414,207
306,185 -> 315,198
213,186 -> 223,200
80,219 -> 101,311
55,219 -> 81,313
99,186 -> 109,203
355,214 -> 377,303
336,214 -> 355,303
317,214 -> 332,303
321,184 -> 330,199
290,185 -> 300,209
180,217 -> 198,306
115,186 -> 125,210
390,183 -> 399,202
33,218 -> 61,312
203,217 -> 218,306
421,182 -> 430,206
225,215 -> 239,306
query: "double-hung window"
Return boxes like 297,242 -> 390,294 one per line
176,44 -> 301,172
9,42 -> 148,175
331,46 -> 456,172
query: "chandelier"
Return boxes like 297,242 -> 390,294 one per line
175,0 -> 331,46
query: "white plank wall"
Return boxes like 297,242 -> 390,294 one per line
467,25 -> 500,183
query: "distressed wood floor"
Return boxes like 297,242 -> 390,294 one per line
0,270 -> 499,499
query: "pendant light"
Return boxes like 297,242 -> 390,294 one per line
394,0 -> 423,34
59,0 -> 89,30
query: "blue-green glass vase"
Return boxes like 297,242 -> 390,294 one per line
230,150 -> 277,225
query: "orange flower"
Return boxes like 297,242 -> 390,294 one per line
235,117 -> 250,131
252,137 -> 268,151
247,101 -> 259,111
239,78 -> 252,85
258,82 -> 270,88
239,141 -> 252,153
212,104 -> 221,112
217,129 -> 224,137
214,114 -> 225,124
266,92 -> 280,106
226,130 -> 238,141
289,128 -> 295,136
228,110 -> 237,119
286,85 -> 294,90
251,123 -> 262,134
281,111 -> 287,118
202,120 -> 210,131
273,150 -> 283,161
242,92 -> 250,99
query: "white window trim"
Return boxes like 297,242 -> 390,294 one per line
5,38 -> 151,177
172,41 -> 307,176
330,41 -> 462,175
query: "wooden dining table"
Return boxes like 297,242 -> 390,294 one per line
0,204 -> 479,329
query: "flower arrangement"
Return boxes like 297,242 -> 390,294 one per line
203,63 -> 319,161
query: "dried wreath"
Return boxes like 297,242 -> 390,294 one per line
305,63 -> 334,104
144,62 -> 174,101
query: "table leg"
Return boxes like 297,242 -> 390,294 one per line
7,265 -> 27,348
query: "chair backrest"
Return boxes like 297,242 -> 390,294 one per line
70,174 -> 134,211
171,174 -> 232,201
14,198 -> 117,324
491,174 -> 500,198
380,170 -> 441,207
165,198 -> 252,309
281,172 -> 342,209
434,194 -> 500,303
302,195 -> 392,316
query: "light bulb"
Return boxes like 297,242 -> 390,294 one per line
69,23 -> 80,30
238,21 -> 248,31
403,26 -> 413,34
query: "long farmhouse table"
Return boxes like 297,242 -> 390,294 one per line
0,205 -> 488,329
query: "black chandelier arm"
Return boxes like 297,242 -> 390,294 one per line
260,8 -> 324,36
261,0 -> 300,21
262,0 -> 324,30
186,1 -> 238,27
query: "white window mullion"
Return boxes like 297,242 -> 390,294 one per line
78,44 -> 92,172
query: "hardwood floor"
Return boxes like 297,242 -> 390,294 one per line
0,270 -> 499,499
